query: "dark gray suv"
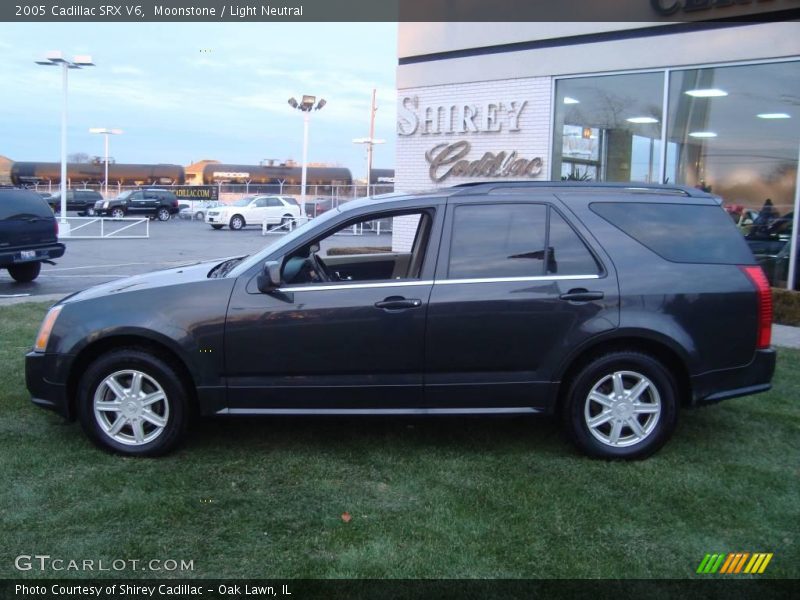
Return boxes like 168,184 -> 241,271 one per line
26,182 -> 775,459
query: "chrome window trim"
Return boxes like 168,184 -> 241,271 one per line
278,274 -> 599,292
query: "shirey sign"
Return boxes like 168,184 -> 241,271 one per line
397,95 -> 544,183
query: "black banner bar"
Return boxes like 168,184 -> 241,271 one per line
2,0 -> 800,22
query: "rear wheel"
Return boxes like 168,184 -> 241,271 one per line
561,351 -> 678,460
85,207 -> 96,217
156,207 -> 171,221
77,349 -> 188,457
280,214 -> 293,230
229,215 -> 245,230
8,261 -> 42,283
194,211 -> 205,221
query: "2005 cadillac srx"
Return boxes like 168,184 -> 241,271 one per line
26,182 -> 776,459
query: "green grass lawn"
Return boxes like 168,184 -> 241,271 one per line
1,302 -> 797,579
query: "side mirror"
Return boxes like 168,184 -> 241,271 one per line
257,260 -> 282,293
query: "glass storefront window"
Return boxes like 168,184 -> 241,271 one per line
552,73 -> 664,183
667,62 -> 800,289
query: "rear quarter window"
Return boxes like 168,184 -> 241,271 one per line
590,202 -> 755,264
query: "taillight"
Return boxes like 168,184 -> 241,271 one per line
54,220 -> 59,236
740,265 -> 772,350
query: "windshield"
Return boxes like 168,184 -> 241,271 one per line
228,209 -> 341,277
231,196 -> 255,207
116,190 -> 134,200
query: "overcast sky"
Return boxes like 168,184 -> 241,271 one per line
0,23 -> 397,177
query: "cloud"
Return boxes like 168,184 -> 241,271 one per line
110,65 -> 144,76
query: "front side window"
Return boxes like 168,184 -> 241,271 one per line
448,204 -> 547,279
282,209 -> 433,285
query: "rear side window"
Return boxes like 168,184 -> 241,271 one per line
449,204 -> 547,278
547,210 -> 601,275
0,191 -> 54,219
591,202 -> 754,264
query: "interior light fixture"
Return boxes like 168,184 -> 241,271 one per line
689,131 -> 718,138
563,97 -> 580,104
626,117 -> 659,124
756,113 -> 791,119
684,88 -> 728,98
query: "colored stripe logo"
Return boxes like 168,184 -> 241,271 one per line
697,553 -> 773,574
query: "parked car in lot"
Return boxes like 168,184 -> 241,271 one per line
47,189 -> 104,216
179,200 -> 222,221
303,197 -> 335,218
0,189 -> 64,282
206,195 -> 301,230
26,182 -> 774,459
94,189 -> 179,221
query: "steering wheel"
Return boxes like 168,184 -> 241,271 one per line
309,251 -> 333,282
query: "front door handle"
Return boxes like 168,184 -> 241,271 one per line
375,296 -> 422,310
559,289 -> 604,302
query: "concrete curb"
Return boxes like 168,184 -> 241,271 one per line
0,293 -> 66,306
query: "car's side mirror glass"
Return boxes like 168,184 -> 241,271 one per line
257,260 -> 282,293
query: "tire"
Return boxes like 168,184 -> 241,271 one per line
229,215 -> 245,230
561,351 -> 678,460
156,207 -> 171,222
194,212 -> 204,221
85,207 -> 96,217
110,207 -> 125,219
77,348 -> 189,457
8,261 -> 42,283
211,224 -> 223,230
281,214 -> 293,229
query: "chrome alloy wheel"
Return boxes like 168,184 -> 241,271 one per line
93,370 -> 170,446
583,370 -> 661,448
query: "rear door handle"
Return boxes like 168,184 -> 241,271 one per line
375,296 -> 422,310
559,289 -> 604,302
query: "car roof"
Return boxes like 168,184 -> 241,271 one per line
337,181 -> 718,213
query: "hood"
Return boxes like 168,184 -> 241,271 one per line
61,257 -> 235,304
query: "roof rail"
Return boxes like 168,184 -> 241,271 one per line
450,180 -> 712,198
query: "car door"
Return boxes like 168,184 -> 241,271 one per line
424,197 -> 619,410
126,191 -> 147,214
223,201 -> 444,411
264,197 -> 284,225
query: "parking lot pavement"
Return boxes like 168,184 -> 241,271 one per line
0,217 -> 393,301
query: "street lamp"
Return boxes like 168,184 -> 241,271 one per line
288,94 -> 326,216
36,51 -> 95,237
89,128 -> 123,197
353,89 -> 384,195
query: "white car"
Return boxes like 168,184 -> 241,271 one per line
205,195 -> 301,231
179,200 -> 222,221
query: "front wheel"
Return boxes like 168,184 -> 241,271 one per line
77,349 -> 188,457
211,224 -> 223,230
156,207 -> 171,221
561,351 -> 678,460
8,261 -> 42,282
110,207 -> 125,219
229,215 -> 245,230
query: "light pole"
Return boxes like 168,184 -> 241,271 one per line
288,95 -> 326,217
89,128 -> 122,198
36,51 -> 95,237
353,89 -> 385,196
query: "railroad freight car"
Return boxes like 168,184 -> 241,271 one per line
201,163 -> 352,185
10,162 -> 185,186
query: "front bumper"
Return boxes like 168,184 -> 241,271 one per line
691,348 -> 776,406
206,213 -> 225,224
26,351 -> 71,419
0,243 -> 65,268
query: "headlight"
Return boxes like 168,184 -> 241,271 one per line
34,305 -> 63,353
103,201 -> 109,208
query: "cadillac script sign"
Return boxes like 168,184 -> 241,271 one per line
398,95 -> 544,183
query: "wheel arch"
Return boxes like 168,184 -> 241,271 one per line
229,213 -> 246,227
553,331 -> 693,411
66,333 -> 198,421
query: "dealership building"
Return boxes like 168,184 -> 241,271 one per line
395,16 -> 800,289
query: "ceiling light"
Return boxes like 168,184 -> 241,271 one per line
689,131 -> 718,138
757,113 -> 791,119
685,88 -> 728,98
563,97 -> 580,104
626,117 -> 659,124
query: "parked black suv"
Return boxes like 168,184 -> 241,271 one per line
1,189 -> 64,282
26,182 -> 775,458
94,189 -> 179,221
47,189 -> 104,216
